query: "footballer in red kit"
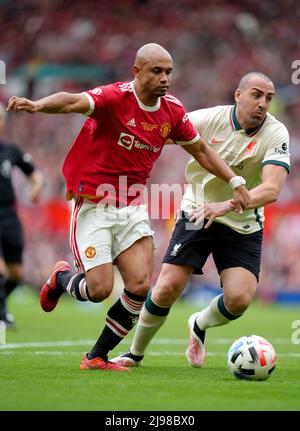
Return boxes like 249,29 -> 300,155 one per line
7,43 -> 249,371
63,81 -> 199,205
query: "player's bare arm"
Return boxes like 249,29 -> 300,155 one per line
245,164 -> 288,209
188,164 -> 288,228
7,92 -> 90,114
183,138 -> 250,211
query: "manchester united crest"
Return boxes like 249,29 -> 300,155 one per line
85,246 -> 96,259
160,122 -> 171,138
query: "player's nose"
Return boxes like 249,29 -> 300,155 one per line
258,98 -> 268,110
160,72 -> 170,83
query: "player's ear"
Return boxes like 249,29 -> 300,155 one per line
132,64 -> 141,79
234,88 -> 241,103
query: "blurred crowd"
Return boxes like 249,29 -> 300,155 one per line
0,0 -> 300,299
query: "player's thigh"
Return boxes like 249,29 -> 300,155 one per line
112,204 -> 154,263
220,267 -> 257,309
162,213 -> 214,275
85,262 -> 114,297
71,200 -> 114,271
213,226 -> 263,285
152,263 -> 195,306
214,228 -> 262,310
115,236 -> 154,296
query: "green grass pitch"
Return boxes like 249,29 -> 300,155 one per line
0,287 -> 300,411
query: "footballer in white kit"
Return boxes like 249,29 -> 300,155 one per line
164,102 -> 290,279
181,104 -> 290,234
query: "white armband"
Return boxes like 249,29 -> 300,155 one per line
83,92 -> 95,116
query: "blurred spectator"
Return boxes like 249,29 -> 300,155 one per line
0,0 -> 300,298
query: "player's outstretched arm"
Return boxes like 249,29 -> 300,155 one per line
245,164 -> 288,209
188,165 -> 288,227
7,92 -> 90,114
183,138 -> 250,211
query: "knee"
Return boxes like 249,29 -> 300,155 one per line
125,275 -> 151,298
152,277 -> 181,306
87,280 -> 113,302
225,289 -> 254,315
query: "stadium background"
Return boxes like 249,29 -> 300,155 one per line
0,0 -> 300,305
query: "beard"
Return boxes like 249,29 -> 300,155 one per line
250,112 -> 265,127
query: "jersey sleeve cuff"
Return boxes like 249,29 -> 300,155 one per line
262,160 -> 290,173
83,92 -> 95,116
175,133 -> 200,146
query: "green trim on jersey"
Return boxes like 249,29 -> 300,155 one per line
231,105 -> 242,131
262,160 -> 290,173
231,104 -> 266,136
254,208 -> 263,230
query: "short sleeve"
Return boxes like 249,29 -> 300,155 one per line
170,108 -> 200,145
262,125 -> 290,173
83,86 -> 106,117
187,109 -> 203,130
188,106 -> 221,135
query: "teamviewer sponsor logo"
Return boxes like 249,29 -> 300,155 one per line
118,133 -> 135,150
117,133 -> 160,153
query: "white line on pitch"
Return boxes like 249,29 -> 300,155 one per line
1,350 -> 299,357
0,337 -> 294,350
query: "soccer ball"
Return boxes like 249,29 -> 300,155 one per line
227,335 -> 277,381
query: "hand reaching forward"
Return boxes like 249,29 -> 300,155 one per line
7,96 -> 39,113
188,200 -> 236,229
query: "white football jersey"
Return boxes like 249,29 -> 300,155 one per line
181,105 -> 290,234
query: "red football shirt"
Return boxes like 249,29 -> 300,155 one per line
63,81 -> 199,205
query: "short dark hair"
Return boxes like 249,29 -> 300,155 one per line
238,72 -> 273,89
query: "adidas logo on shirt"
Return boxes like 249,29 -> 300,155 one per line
127,118 -> 136,127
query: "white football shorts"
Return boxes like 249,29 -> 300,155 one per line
70,197 -> 154,271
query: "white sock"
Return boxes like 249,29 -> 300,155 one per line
130,306 -> 168,356
196,294 -> 242,331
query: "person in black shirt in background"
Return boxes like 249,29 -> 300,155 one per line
0,102 -> 44,327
